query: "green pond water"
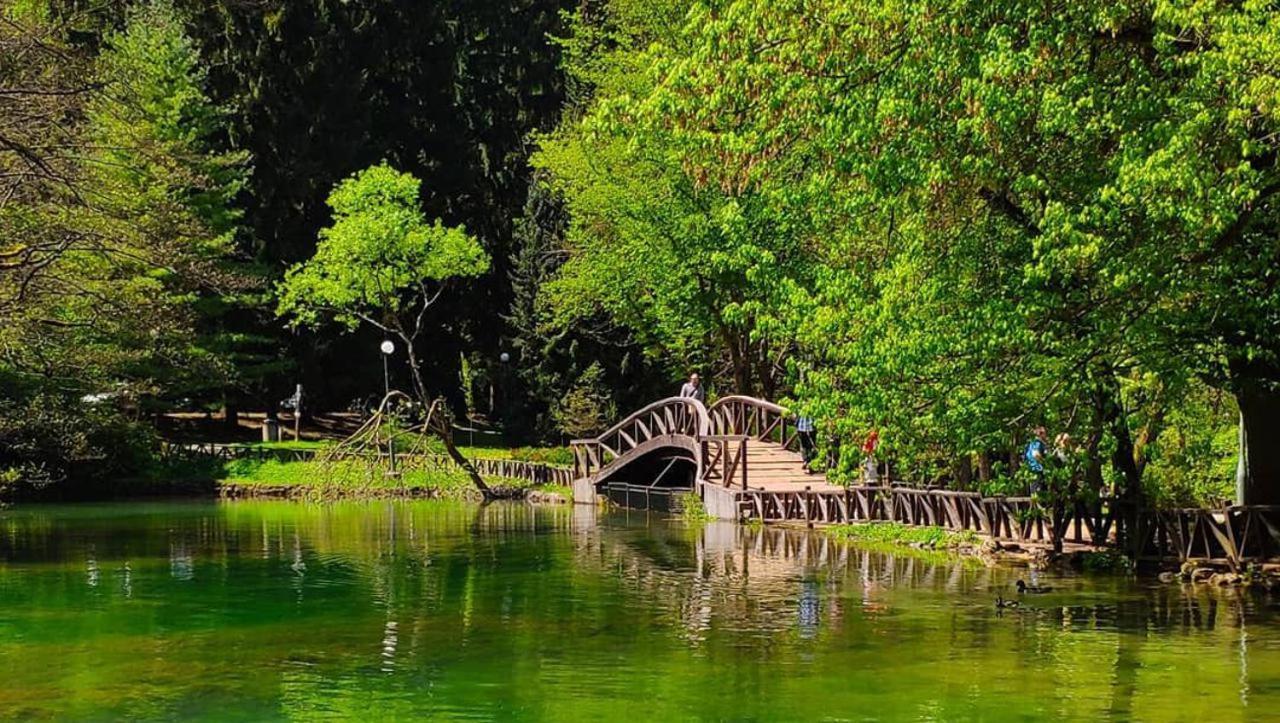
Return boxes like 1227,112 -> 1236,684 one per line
0,500 -> 1277,721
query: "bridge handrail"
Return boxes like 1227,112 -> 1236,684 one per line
572,395 -> 801,487
570,396 -> 710,480
597,395 -> 711,441
708,395 -> 789,416
707,395 -> 799,452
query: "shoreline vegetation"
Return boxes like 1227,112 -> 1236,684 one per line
0,442 -> 573,505
211,458 -> 569,503
172,439 -> 575,466
826,522 -> 994,564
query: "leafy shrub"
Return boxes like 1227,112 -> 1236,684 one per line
510,446 -> 574,466
0,394 -> 156,497
552,363 -> 615,439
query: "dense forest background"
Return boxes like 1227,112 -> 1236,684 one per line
0,0 -> 669,491
2,0 -> 1278,508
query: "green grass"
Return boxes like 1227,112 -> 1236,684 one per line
418,439 -> 573,465
144,438 -> 571,501
144,456 -> 552,500
193,436 -> 570,465
221,458 -> 533,495
674,492 -> 713,522
827,522 -> 982,550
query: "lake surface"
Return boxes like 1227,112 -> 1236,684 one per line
0,500 -> 1277,721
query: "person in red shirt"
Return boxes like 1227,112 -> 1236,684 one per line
862,429 -> 880,484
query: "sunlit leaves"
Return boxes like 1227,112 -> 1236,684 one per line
277,163 -> 489,333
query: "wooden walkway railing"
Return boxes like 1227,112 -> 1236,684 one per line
572,395 -> 1280,566
731,483 -> 1280,567
700,435 -> 750,489
708,396 -> 800,452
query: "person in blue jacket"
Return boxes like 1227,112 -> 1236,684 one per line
1024,425 -> 1049,495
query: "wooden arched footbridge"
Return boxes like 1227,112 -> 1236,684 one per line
571,397 -> 1280,565
571,396 -> 844,519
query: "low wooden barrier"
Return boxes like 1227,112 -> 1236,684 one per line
731,483 -> 1280,567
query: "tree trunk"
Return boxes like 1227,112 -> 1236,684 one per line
1235,380 -> 1280,505
404,337 -> 492,497
1084,391 -> 1106,494
431,411 -> 492,496
753,339 -> 776,400
402,336 -> 431,405
717,325 -> 751,395
977,452 -> 992,482
1108,406 -> 1143,501
223,397 -> 239,432
1099,378 -> 1143,502
952,456 -> 973,491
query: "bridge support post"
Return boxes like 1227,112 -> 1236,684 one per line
572,477 -> 598,505
700,483 -> 741,521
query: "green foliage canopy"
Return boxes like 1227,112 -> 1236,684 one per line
532,0 -> 812,396
278,163 -> 488,331
0,0 -> 250,485
277,163 -> 489,401
536,0 -> 1279,503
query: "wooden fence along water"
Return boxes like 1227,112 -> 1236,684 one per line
160,442 -> 575,486
715,483 -> 1280,567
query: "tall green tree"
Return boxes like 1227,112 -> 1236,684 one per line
276,162 -> 495,494
179,0 -> 573,410
277,162 -> 489,406
532,0 -> 809,397
504,179 -> 666,440
539,0 -> 1279,504
0,0 -> 250,486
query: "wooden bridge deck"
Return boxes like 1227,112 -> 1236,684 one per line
740,440 -> 842,493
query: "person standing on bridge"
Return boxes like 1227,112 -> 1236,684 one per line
797,415 -> 817,473
679,372 -> 705,404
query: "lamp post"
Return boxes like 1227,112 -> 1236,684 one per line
380,340 -> 395,397
379,339 -> 397,474
497,352 -> 511,433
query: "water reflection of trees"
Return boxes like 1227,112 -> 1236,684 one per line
574,508 -> 1274,718
0,501 -> 1275,719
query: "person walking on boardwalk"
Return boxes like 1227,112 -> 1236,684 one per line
679,372 -> 705,404
797,414 -> 817,473
1024,425 -> 1049,495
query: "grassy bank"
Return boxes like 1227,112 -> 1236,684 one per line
827,522 -> 987,558
146,456 -> 567,502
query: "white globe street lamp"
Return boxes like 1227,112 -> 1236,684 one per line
379,340 -> 395,396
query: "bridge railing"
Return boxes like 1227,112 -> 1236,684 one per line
700,434 -> 750,489
708,396 -> 799,453
570,396 -> 710,481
